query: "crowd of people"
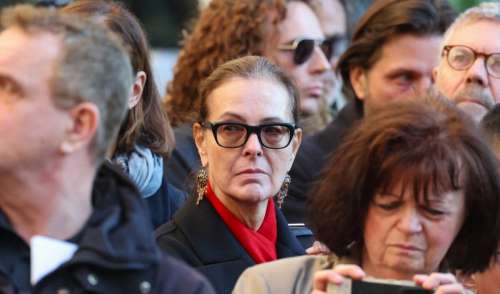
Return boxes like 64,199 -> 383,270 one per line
0,0 -> 498,293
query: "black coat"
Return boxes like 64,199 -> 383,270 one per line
155,195 -> 305,294
283,102 -> 363,223
144,175 -> 188,229
0,163 -> 215,294
165,123 -> 200,192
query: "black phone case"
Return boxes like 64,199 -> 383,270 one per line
351,280 -> 432,294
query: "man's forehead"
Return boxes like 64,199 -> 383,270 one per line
0,27 -> 60,70
376,34 -> 441,68
445,20 -> 500,52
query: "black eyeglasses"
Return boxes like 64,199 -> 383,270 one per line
443,45 -> 500,79
201,122 -> 297,149
278,38 -> 333,65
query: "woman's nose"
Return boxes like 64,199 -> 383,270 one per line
397,208 -> 423,234
242,133 -> 263,156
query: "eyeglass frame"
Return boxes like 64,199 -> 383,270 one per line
442,44 -> 500,79
200,121 -> 298,149
277,38 -> 332,65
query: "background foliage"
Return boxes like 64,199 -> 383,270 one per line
0,0 -> 497,47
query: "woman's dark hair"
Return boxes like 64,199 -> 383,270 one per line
309,95 -> 500,274
62,0 -> 174,158
198,55 -> 299,124
337,0 -> 456,107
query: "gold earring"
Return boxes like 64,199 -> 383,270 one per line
196,166 -> 208,205
276,174 -> 291,208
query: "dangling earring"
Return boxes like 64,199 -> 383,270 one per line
276,174 -> 291,208
196,166 -> 208,205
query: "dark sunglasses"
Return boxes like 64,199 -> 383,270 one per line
324,34 -> 348,59
278,38 -> 333,65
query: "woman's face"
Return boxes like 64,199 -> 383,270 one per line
362,180 -> 465,280
265,1 -> 331,116
194,77 -> 302,205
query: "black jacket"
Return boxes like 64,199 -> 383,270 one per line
165,123 -> 200,192
144,175 -> 188,229
155,195 -> 305,294
0,163 -> 215,294
283,102 -> 363,223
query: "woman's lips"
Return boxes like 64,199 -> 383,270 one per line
235,168 -> 267,176
390,244 -> 424,252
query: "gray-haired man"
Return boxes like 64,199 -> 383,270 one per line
0,5 -> 214,293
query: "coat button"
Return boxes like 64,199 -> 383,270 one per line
57,288 -> 70,294
139,281 -> 151,294
87,273 -> 99,286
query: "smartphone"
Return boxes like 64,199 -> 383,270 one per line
327,278 -> 432,294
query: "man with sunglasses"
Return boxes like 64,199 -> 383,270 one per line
434,2 -> 500,123
306,0 -> 350,125
271,0 -> 332,135
283,0 -> 456,223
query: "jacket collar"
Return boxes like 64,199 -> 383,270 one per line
314,101 -> 363,154
0,162 -> 160,272
67,162 -> 160,270
173,196 -> 304,265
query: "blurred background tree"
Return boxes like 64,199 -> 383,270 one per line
448,0 -> 495,11
0,0 -> 497,47
0,0 -> 199,48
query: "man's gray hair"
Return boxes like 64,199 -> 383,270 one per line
0,5 -> 133,163
442,2 -> 500,48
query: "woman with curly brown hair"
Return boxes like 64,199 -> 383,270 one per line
165,0 -> 332,191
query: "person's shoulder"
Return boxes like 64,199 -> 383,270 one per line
244,255 -> 328,274
154,217 -> 202,266
233,255 -> 329,294
156,254 -> 216,294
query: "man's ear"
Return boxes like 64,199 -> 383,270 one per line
432,66 -> 438,83
193,122 -> 208,166
128,71 -> 146,109
350,67 -> 368,100
60,102 -> 100,155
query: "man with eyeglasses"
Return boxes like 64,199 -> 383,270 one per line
283,0 -> 456,224
434,2 -> 500,123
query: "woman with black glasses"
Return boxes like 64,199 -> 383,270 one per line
155,56 -> 304,294
165,0 -> 332,194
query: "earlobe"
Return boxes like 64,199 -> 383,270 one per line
350,67 -> 367,100
287,128 -> 302,170
432,67 -> 438,83
193,123 -> 208,166
59,103 -> 99,155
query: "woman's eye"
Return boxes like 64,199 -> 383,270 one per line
423,206 -> 445,216
376,202 -> 401,211
220,125 -> 244,133
263,126 -> 285,136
